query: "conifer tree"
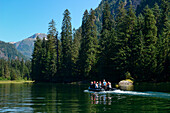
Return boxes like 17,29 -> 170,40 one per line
46,19 -> 57,81
99,2 -> 116,79
156,0 -> 169,80
78,10 -> 89,80
115,1 -> 128,75
143,6 -> 158,80
124,5 -> 137,74
40,37 -> 47,80
48,19 -> 57,38
61,9 -> 73,80
55,32 -> 61,74
72,28 -> 81,78
31,36 -> 42,81
84,9 -> 98,79
132,14 -> 145,79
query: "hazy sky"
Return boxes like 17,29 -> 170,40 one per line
0,0 -> 101,42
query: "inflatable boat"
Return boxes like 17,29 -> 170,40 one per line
88,87 -> 117,92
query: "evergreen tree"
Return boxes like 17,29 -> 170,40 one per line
124,5 -> 137,74
46,19 -> 58,81
48,19 -> 57,38
40,37 -> 47,80
46,35 -> 57,81
115,1 -> 128,75
72,28 -> 81,78
78,10 -> 89,80
143,6 -> 158,80
98,2 -> 116,80
61,9 -> 73,81
4,63 -> 10,79
55,32 -> 61,74
152,3 -> 161,33
78,9 -> 98,79
31,36 -> 42,81
84,9 -> 98,79
156,0 -> 169,80
132,14 -> 145,79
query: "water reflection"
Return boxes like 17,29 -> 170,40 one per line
90,93 -> 112,105
0,83 -> 34,112
0,83 -> 170,113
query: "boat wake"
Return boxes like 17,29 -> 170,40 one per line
84,89 -> 170,99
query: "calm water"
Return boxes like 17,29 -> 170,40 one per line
0,83 -> 170,113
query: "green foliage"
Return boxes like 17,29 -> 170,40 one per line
0,59 -> 31,80
61,9 -> 73,81
30,0 -> 169,83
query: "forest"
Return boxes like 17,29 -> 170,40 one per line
31,0 -> 169,83
1,0 -> 169,82
0,59 -> 31,80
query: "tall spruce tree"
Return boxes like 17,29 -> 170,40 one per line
124,5 -> 137,75
55,32 -> 61,75
143,6 -> 158,80
48,19 -> 57,38
85,9 -> 98,79
46,19 -> 57,81
78,10 -> 89,80
152,3 -> 161,30
99,2 -> 117,80
78,9 -> 98,79
115,1 -> 128,75
132,14 -> 145,79
31,36 -> 42,81
61,9 -> 73,81
156,0 -> 169,80
72,28 -> 81,78
40,37 -> 47,81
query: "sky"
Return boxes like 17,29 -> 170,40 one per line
0,0 -> 101,42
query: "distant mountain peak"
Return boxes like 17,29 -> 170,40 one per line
28,33 -> 47,39
9,42 -> 16,44
14,33 -> 47,58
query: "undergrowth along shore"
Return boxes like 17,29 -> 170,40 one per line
0,80 -> 34,84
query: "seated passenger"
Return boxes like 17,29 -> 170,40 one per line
102,79 -> 107,89
98,81 -> 102,88
107,82 -> 112,89
90,81 -> 93,88
109,82 -> 112,88
93,81 -> 96,88
95,82 -> 98,88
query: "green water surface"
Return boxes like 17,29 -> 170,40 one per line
0,83 -> 169,113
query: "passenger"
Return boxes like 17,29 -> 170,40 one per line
103,79 -> 107,89
90,81 -> 93,88
109,82 -> 112,89
95,82 -> 98,88
93,81 -> 96,89
107,82 -> 112,90
98,81 -> 102,88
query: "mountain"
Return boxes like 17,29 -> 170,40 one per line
14,33 -> 47,58
0,41 -> 27,60
94,0 -> 161,34
94,0 -> 142,33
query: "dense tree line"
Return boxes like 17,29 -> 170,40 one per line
32,0 -> 169,83
0,59 -> 31,80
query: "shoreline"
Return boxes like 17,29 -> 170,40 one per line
0,80 -> 35,84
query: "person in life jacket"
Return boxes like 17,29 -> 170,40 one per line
93,81 -> 96,89
95,82 -> 99,88
107,82 -> 112,90
90,81 -> 93,88
103,79 -> 107,89
98,81 -> 102,88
